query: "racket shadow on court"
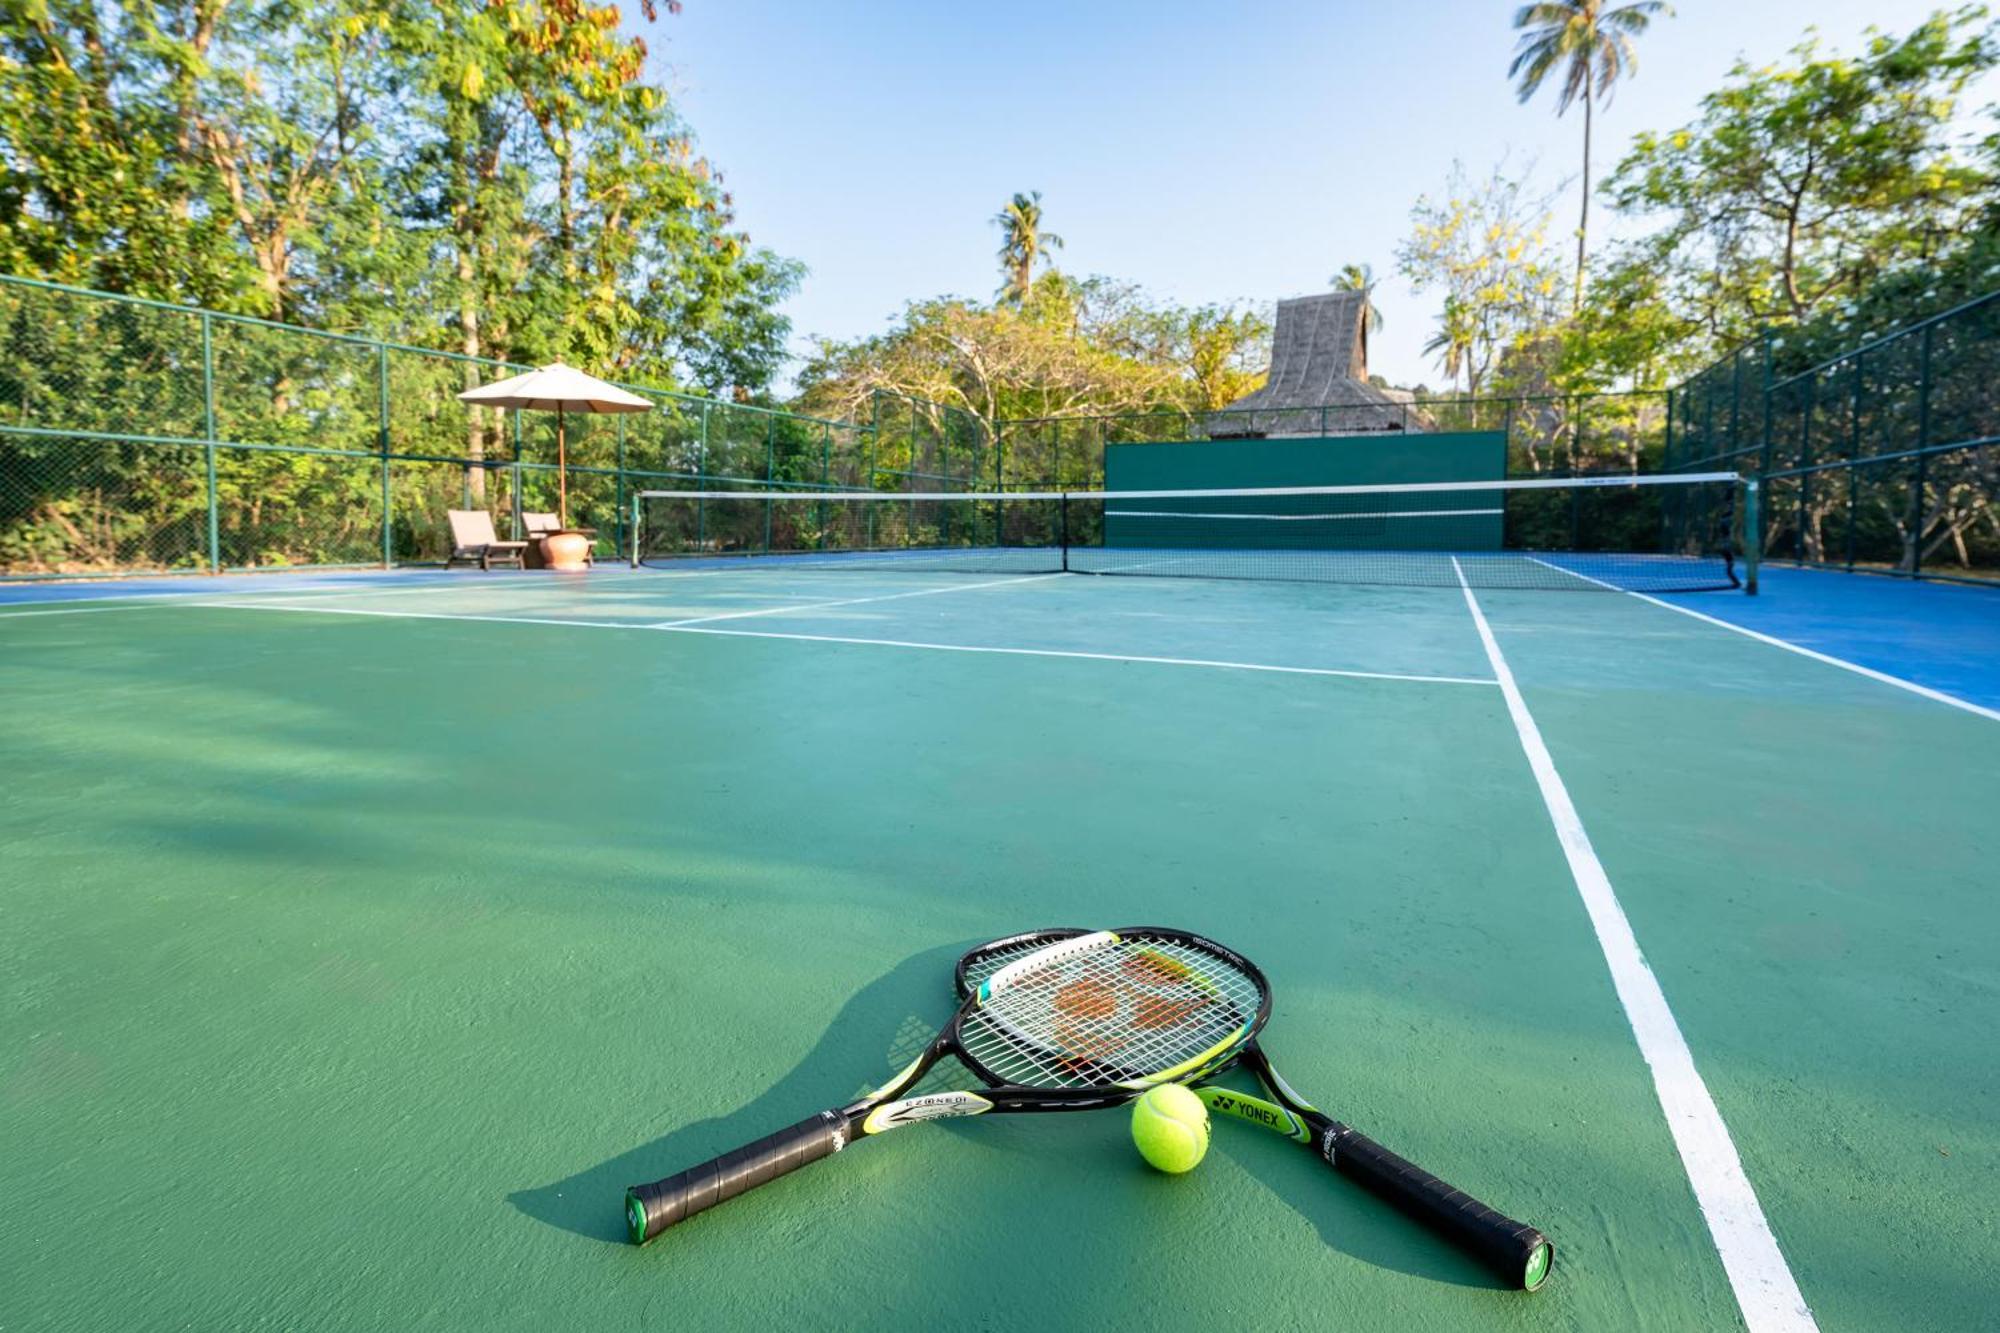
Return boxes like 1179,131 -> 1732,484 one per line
506,941 -> 965,1245
1188,1103 -> 1520,1290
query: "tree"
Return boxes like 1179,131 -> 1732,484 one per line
1397,161 -> 1565,409
992,191 -> 1063,305
0,0 -> 795,394
1330,262 -> 1384,333
794,280 -> 1269,482
0,0 -> 249,304
1510,0 -> 1671,313
1601,11 -> 1998,341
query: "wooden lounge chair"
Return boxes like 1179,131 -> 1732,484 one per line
445,510 -> 528,570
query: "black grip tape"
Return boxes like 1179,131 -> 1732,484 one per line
625,1110 -> 845,1244
1322,1124 -> 1553,1290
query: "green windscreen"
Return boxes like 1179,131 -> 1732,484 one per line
1103,433 -> 1507,552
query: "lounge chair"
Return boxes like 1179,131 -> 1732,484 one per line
445,510 -> 528,570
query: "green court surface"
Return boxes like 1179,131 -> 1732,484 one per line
2,567 -> 1994,1331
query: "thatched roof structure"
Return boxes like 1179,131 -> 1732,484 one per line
1207,292 -> 1424,438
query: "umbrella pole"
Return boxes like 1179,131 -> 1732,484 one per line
557,405 -> 568,529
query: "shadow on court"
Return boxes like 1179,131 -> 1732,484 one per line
506,942 -> 964,1246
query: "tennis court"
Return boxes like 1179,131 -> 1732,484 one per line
3,542 -> 1996,1330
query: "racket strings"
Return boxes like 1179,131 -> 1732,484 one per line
962,937 -> 1261,1089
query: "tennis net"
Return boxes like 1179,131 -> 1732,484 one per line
630,473 -> 1750,592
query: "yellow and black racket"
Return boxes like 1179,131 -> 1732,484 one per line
955,928 -> 1553,1292
625,928 -> 1267,1244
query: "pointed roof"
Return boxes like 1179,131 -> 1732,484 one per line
1208,292 -> 1420,437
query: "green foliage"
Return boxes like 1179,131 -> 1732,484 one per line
992,191 -> 1064,306
1330,263 -> 1384,333
1397,161 -> 1566,401
0,0 -> 799,393
1601,8 -> 1998,338
1509,0 -> 1674,311
794,277 -> 1269,473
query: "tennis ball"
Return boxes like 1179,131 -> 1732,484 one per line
1131,1084 -> 1210,1174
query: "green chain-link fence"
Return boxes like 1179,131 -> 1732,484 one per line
0,275 -> 879,577
1666,289 -> 2000,585
15,270 -> 1990,585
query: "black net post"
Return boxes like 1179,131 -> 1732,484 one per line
1742,479 -> 1760,595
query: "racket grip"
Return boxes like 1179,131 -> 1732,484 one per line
1321,1125 -> 1553,1291
625,1110 -> 846,1244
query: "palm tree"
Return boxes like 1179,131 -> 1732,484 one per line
1509,1 -> 1671,311
1424,295 -> 1478,399
1330,262 -> 1384,334
993,191 -> 1063,305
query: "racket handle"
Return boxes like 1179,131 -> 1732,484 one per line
625,1110 -> 846,1244
1320,1124 -> 1553,1291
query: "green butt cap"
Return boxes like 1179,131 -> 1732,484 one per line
1523,1241 -> 1553,1292
625,1193 -> 648,1246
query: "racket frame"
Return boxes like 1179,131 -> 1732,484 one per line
954,927 -> 1556,1293
625,927 -> 1268,1244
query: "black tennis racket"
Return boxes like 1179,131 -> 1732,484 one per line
625,927 -> 1270,1244
956,928 -> 1553,1292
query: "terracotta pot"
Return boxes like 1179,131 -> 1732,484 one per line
544,530 -> 592,572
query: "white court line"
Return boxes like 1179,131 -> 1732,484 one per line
185,599 -> 1495,686
1453,558 -> 1816,1332
659,624 -> 1495,685
0,602 -> 173,619
1525,557 -> 2000,724
0,562 -> 780,613
202,602 -> 643,631
646,572 -> 1063,627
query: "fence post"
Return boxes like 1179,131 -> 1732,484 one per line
201,312 -> 220,573
1758,332 -> 1775,479
616,415 -> 627,560
511,410 -> 523,539
1662,389 -> 1674,473
1729,342 -> 1744,463
1845,355 -> 1863,570
377,344 -> 391,568
695,402 -> 709,548
1910,323 -> 1933,577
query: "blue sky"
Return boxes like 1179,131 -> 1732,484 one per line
642,1 -> 1995,390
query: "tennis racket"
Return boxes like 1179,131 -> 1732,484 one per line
956,928 -> 1554,1292
625,927 -> 1270,1244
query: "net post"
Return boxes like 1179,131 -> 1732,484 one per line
1059,491 -> 1070,572
629,490 -> 641,567
1741,477 -> 1760,595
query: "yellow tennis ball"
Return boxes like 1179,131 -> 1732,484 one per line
1131,1084 -> 1210,1174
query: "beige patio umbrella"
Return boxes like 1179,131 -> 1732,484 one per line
457,362 -> 652,529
